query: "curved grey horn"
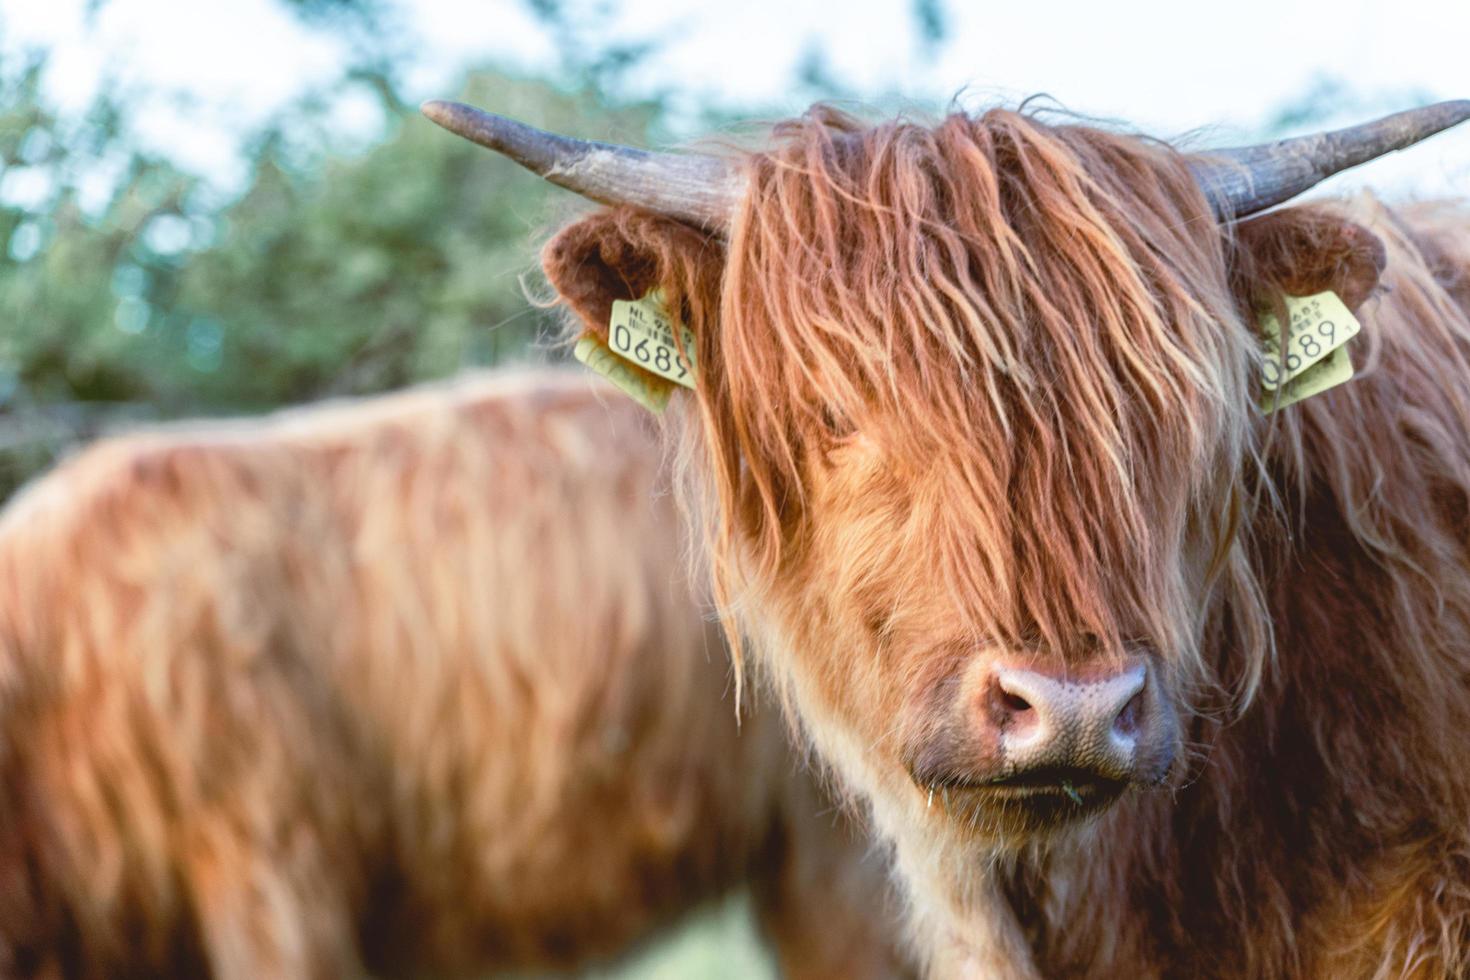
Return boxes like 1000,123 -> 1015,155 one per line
421,100 -> 742,230
1191,100 -> 1470,219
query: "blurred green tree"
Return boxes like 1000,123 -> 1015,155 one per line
161,74 -> 660,408
0,55 -> 660,496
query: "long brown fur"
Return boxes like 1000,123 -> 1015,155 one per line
0,370 -> 910,979
543,105 -> 1470,977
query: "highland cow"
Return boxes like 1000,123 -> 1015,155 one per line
0,371 -> 909,979
425,98 -> 1470,977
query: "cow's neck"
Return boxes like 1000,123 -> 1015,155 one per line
985,793 -> 1173,977
888,831 -> 1043,980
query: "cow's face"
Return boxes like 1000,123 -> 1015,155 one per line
543,110 -> 1385,848
776,426 -> 1190,840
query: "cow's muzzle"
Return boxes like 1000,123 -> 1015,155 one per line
906,655 -> 1177,825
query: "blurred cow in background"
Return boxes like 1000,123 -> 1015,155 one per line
0,371 -> 909,979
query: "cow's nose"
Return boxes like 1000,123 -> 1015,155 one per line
989,662 -> 1148,781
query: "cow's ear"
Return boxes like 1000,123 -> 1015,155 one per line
541,207 -> 725,347
1229,204 -> 1387,314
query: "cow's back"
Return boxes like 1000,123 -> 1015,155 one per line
0,372 -> 899,978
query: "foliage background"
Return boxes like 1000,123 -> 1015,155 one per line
0,5 -> 680,496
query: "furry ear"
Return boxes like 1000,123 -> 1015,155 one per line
1230,204 -> 1387,313
541,207 -> 725,348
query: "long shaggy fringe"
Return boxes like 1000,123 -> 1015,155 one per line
717,108 -> 1267,688
544,105 -> 1470,977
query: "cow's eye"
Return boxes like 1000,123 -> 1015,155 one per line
820,405 -> 855,439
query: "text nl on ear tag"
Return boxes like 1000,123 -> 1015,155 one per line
1260,291 -> 1361,412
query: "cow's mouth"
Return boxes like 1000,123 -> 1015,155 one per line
917,766 -> 1129,825
979,767 -> 1126,812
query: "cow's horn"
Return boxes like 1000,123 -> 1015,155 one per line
1190,100 -> 1470,219
421,100 -> 741,230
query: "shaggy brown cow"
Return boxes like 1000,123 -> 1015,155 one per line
0,371 -> 909,979
427,99 -> 1470,977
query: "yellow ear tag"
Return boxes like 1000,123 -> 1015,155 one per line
1259,291 -> 1360,412
574,335 -> 673,414
1262,344 -> 1354,412
607,291 -> 698,389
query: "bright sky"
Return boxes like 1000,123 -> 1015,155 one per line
5,0 -> 1469,198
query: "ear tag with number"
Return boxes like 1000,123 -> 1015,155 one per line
608,291 -> 698,388
1259,291 -> 1360,412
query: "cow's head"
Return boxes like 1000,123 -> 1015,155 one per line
427,99 -> 1466,845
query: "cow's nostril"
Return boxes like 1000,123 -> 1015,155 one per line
1114,689 -> 1144,735
1000,690 -> 1032,714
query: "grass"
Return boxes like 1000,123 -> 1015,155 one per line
506,890 -> 778,980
